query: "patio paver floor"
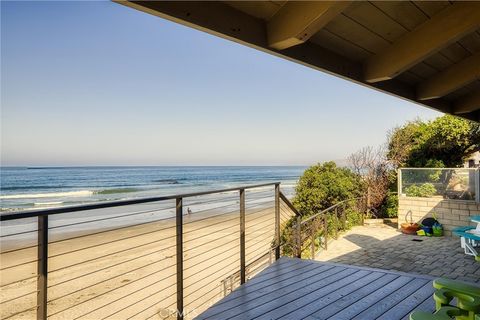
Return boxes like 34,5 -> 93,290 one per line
316,224 -> 480,284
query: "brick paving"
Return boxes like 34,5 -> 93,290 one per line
316,224 -> 480,283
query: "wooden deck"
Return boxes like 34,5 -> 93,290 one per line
196,257 -> 436,320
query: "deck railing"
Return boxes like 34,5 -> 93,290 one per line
0,182 -> 300,320
0,182 -> 366,320
280,196 -> 367,259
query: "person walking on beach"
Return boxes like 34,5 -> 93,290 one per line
187,207 -> 192,215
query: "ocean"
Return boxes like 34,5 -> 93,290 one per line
0,166 -> 305,212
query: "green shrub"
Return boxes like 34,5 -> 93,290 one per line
381,193 -> 398,218
293,161 -> 364,217
345,208 -> 363,228
405,183 -> 437,197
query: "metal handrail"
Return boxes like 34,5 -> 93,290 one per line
0,182 -> 280,221
278,191 -> 300,216
300,196 -> 363,225
0,182 -> 282,320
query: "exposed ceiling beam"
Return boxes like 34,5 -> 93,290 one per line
417,52 -> 480,100
115,1 -> 267,47
267,1 -> 351,50
114,0 -> 465,121
364,2 -> 480,83
454,90 -> 480,114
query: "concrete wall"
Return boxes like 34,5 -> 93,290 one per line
398,197 -> 480,236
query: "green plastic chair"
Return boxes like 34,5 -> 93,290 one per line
410,278 -> 480,320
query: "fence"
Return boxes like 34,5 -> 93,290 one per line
0,182 -> 301,320
398,168 -> 479,202
279,196 -> 367,260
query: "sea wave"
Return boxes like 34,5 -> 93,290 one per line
0,187 -> 142,199
0,190 -> 94,199
34,201 -> 63,206
94,188 -> 141,195
151,179 -> 182,184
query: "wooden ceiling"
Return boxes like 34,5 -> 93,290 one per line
116,1 -> 480,122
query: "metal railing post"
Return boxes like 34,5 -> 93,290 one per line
334,207 -> 338,239
37,215 -> 48,320
176,198 -> 184,320
397,168 -> 402,196
239,189 -> 246,284
475,168 -> 479,203
274,183 -> 280,260
324,214 -> 328,251
342,203 -> 346,230
362,195 -> 366,225
295,216 -> 302,258
310,228 -> 315,260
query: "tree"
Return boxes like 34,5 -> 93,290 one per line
387,115 -> 480,168
293,161 -> 364,216
348,146 -> 391,212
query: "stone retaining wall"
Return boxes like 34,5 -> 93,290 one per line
398,197 -> 480,236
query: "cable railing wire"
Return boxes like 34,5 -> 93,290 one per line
47,253 -> 175,303
48,234 -> 175,275
48,193 -> 240,232
1,274 -> 38,288
1,305 -> 37,320
0,182 -> 285,320
184,263 -> 240,300
0,182 -> 279,222
0,241 -> 39,255
0,289 -> 38,305
100,281 -> 178,320
183,246 -> 240,283
183,196 -> 271,226
48,223 -> 176,259
0,195 -> 270,258
49,215 -> 239,294
183,230 -> 238,257
47,204 -> 176,230
48,262 -> 177,317
0,228 -> 38,239
48,242 -> 176,289
144,301 -> 177,320
123,290 -> 177,320
71,270 -> 178,320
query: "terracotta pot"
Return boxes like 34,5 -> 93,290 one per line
400,222 -> 420,235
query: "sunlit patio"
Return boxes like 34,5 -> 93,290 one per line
316,224 -> 480,284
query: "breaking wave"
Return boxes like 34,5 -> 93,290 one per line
0,188 -> 142,199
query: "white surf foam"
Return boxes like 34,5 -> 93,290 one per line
0,190 -> 94,199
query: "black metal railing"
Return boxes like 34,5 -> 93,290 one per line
283,197 -> 367,259
0,182 -> 296,320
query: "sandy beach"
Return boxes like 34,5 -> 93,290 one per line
0,197 -> 289,320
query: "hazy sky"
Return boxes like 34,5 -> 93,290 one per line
1,1 -> 442,166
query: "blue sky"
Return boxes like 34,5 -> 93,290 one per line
1,1 -> 441,166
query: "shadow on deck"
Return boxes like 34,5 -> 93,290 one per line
196,257 -> 435,320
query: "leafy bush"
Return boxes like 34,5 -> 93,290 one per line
405,183 -> 437,197
381,193 -> 398,218
293,161 -> 364,217
387,115 -> 480,168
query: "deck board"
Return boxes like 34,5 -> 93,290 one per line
196,257 -> 436,320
